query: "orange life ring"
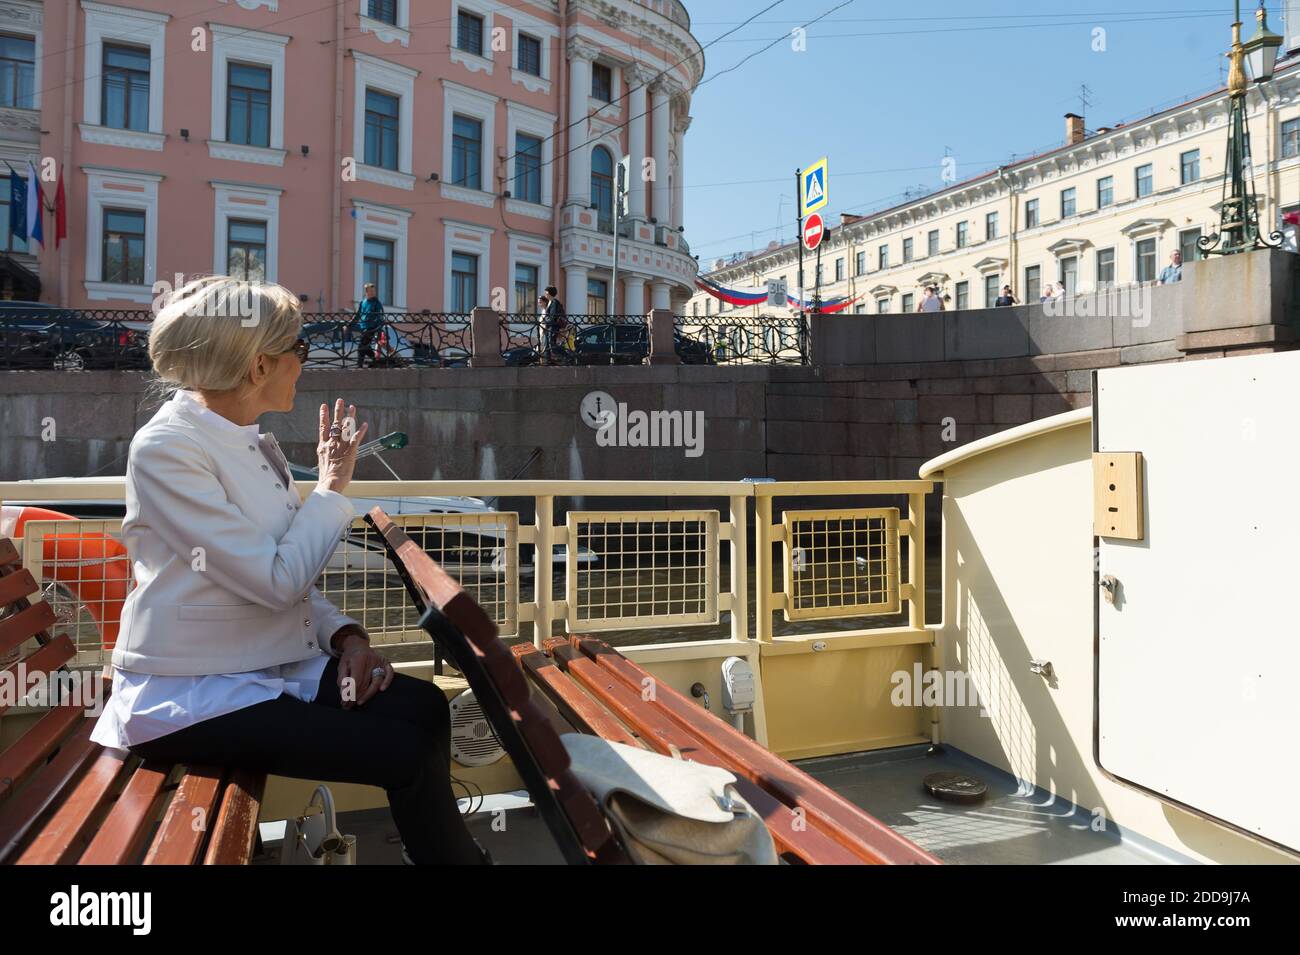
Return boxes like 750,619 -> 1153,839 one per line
0,505 -> 131,649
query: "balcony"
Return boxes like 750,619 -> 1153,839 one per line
559,206 -> 698,291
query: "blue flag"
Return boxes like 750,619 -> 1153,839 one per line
6,163 -> 25,244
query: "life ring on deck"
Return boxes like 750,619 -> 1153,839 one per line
0,505 -> 131,649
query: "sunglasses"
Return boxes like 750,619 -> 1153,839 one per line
277,338 -> 309,364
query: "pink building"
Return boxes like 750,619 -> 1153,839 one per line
0,0 -> 703,315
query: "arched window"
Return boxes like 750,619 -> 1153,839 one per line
591,146 -> 613,234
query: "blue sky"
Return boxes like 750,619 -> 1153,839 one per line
681,1 -> 1277,270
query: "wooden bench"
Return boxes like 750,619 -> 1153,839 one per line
365,506 -> 939,866
0,538 -> 266,865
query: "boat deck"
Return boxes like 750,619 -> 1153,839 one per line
256,744 -> 1180,865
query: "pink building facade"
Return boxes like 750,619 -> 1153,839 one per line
0,0 -> 703,315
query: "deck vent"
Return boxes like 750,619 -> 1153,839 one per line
449,690 -> 506,767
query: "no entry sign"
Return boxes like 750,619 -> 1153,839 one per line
802,212 -> 824,252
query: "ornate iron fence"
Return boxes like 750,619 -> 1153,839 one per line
675,315 -> 809,365
500,314 -> 651,366
299,311 -> 471,368
0,307 -> 473,371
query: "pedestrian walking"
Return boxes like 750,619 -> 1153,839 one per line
352,282 -> 385,368
542,285 -> 568,364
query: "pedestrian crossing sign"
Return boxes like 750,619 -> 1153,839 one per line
800,157 -> 828,217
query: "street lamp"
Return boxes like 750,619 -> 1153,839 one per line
1199,0 -> 1284,256
1243,0 -> 1282,82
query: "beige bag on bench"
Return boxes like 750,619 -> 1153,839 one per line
561,734 -> 777,865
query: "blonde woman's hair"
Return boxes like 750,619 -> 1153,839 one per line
148,276 -> 302,393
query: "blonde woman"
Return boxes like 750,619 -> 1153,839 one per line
90,276 -> 486,865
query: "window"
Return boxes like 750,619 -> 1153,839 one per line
927,230 -> 939,256
956,221 -> 969,248
901,293 -> 913,312
1061,187 -> 1076,218
1025,264 -> 1041,302
1059,256 -> 1077,295
456,10 -> 484,56
227,219 -> 267,282
1096,248 -> 1115,286
1283,118 -> 1300,158
451,251 -> 478,311
986,211 -> 999,239
0,33 -> 35,110
512,132 -> 542,203
0,175 -> 28,253
1180,149 -> 1200,185
517,34 -> 542,77
1135,163 -> 1153,198
451,114 -> 483,188
102,44 -> 150,131
514,262 -> 538,314
102,209 -> 146,285
226,63 -> 271,147
368,0 -> 397,24
878,245 -> 889,269
1025,198 -> 1039,229
835,257 -> 844,282
902,237 -> 913,262
1179,227 -> 1202,263
984,274 -> 999,307
591,63 -> 612,102
955,280 -> 969,310
1135,237 -> 1157,282
591,146 -> 613,232
364,89 -> 400,170
587,277 -> 608,315
364,236 -> 395,304
876,298 -> 891,314
1097,176 -> 1114,208
855,251 -> 866,275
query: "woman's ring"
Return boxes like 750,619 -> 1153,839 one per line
371,665 -> 386,679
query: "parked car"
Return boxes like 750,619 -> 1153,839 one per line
500,323 -> 714,366
0,303 -> 150,371
299,320 -> 467,368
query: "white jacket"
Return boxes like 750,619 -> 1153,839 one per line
111,391 -> 358,676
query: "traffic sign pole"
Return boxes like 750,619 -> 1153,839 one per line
795,168 -> 804,317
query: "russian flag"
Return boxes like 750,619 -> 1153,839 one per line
26,161 -> 43,249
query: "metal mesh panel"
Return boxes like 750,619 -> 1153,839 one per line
21,512 -> 519,664
566,511 -> 718,632
317,512 -> 519,644
782,508 -> 900,620
22,519 -> 131,666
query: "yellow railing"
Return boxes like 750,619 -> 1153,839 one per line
2,478 -> 932,666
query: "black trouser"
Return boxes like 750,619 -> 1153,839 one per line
356,327 -> 380,367
129,657 -> 484,865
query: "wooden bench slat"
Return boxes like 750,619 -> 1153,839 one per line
0,716 -> 99,863
0,635 -> 75,718
0,567 -> 37,607
514,644 -> 645,749
0,703 -> 86,803
78,762 -> 172,865
203,768 -> 265,865
0,539 -> 19,567
574,637 -> 941,865
17,747 -> 133,864
0,602 -> 58,658
143,767 -> 224,865
527,644 -> 860,864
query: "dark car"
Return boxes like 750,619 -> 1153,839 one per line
0,303 -> 150,371
501,323 -> 714,366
